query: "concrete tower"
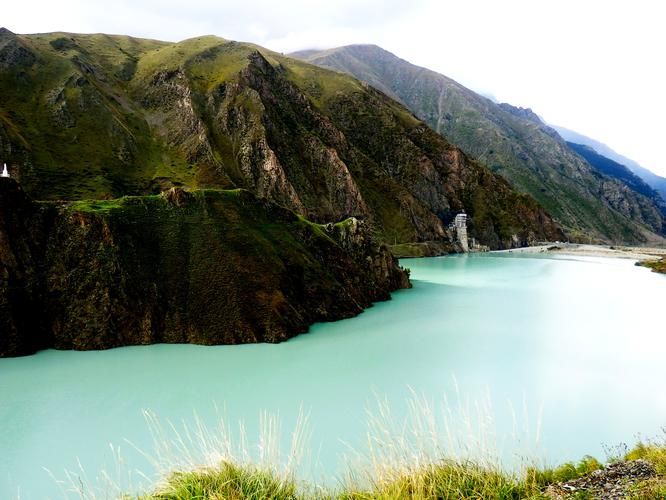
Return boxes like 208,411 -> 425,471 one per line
453,212 -> 469,252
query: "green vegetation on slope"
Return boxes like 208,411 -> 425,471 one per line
0,29 -> 177,198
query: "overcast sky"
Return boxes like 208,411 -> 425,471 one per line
5,0 -> 666,176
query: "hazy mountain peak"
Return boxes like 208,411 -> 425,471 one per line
293,44 -> 387,55
498,103 -> 543,125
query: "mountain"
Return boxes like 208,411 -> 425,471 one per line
0,29 -> 563,250
292,44 -> 666,244
553,125 -> 666,201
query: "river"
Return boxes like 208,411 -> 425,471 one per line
1,253 -> 664,498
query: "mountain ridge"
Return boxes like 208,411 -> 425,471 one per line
293,44 -> 665,244
566,142 -> 664,203
553,124 -> 666,201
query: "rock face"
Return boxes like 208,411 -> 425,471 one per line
0,32 -> 563,249
0,179 -> 408,357
293,44 -> 666,244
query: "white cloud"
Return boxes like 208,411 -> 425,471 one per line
3,0 -> 665,175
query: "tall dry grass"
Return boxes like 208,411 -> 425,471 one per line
49,392 -> 666,499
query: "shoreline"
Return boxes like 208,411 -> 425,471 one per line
493,242 -> 666,262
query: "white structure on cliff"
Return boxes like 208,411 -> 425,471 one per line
450,211 -> 469,252
1,163 -> 9,178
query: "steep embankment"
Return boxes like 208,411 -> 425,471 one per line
293,44 -> 665,243
0,29 -> 562,249
0,179 -> 408,357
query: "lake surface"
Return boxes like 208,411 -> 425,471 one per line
1,253 -> 665,498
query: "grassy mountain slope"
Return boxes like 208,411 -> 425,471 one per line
0,29 -> 563,249
554,124 -> 666,201
293,44 -> 665,244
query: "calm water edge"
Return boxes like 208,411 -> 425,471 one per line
1,253 -> 665,498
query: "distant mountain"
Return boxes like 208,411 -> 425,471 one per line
293,44 -> 666,244
566,142 -> 665,233
566,142 -> 661,201
554,125 -> 666,201
0,29 -> 562,249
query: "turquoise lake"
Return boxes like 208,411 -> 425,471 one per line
1,253 -> 665,498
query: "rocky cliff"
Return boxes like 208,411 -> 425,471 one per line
0,179 -> 408,357
0,30 -> 563,249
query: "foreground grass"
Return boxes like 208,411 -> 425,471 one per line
125,398 -> 666,500
144,462 -> 299,500
626,443 -> 666,498
74,400 -> 665,499
340,461 -> 540,499
138,443 -> 666,499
